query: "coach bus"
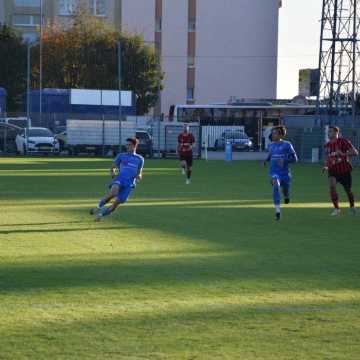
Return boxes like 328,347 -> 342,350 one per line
169,102 -> 316,150
169,102 -> 315,125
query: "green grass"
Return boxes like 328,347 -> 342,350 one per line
0,157 -> 360,360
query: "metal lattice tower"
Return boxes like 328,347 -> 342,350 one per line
317,0 -> 360,117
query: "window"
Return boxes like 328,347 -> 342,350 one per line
155,18 -> 162,32
22,32 -> 38,42
228,108 -> 243,119
14,0 -> 40,7
28,128 -> 53,137
188,19 -> 196,32
193,108 -> 212,121
13,14 -> 40,26
179,108 -> 195,121
89,0 -> 106,16
59,0 -> 106,16
58,0 -> 80,15
187,87 -> 194,101
214,108 -> 228,120
187,56 -> 195,68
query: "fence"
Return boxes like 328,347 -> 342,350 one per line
284,115 -> 360,165
1,113 -> 360,166
287,127 -> 360,165
0,114 -> 202,158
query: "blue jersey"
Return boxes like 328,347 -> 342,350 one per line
114,152 -> 144,186
267,141 -> 298,177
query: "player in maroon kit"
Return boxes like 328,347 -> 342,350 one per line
178,125 -> 195,184
323,126 -> 359,216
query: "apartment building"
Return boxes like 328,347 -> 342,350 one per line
0,0 -> 281,114
0,0 -> 119,42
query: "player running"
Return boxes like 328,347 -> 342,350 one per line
323,126 -> 358,216
178,125 -> 195,184
264,125 -> 298,221
90,137 -> 144,221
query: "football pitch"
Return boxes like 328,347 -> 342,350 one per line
1,157 -> 360,359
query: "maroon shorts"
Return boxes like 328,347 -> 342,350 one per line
180,153 -> 193,167
328,170 -> 352,189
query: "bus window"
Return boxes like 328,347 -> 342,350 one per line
193,108 -> 213,122
228,108 -> 243,120
178,108 -> 196,122
213,108 -> 228,122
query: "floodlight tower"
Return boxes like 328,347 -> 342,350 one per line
317,0 -> 360,119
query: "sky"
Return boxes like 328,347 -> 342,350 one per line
277,0 -> 323,98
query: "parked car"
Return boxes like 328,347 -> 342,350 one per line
0,117 -> 30,128
136,130 -> 153,158
0,123 -> 22,153
214,130 -> 253,151
15,127 -> 60,155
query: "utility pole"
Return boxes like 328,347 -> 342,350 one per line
144,40 -> 162,157
118,41 -> 122,153
39,0 -> 43,124
27,41 -> 38,128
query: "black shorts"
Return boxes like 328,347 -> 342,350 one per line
328,170 -> 352,189
180,154 -> 193,167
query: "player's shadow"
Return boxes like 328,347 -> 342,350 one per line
0,221 -> 85,228
0,159 -> 110,171
0,225 -> 133,235
1,250 -> 359,294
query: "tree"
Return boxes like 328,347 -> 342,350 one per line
0,24 -> 27,111
31,9 -> 162,115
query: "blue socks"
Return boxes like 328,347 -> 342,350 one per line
101,207 -> 112,217
98,198 -> 106,208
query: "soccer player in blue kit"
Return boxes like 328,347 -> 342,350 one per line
90,137 -> 144,221
264,126 -> 298,221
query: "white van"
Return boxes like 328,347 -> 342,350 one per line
0,117 -> 30,128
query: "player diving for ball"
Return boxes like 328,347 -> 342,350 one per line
264,125 -> 298,221
90,137 -> 144,221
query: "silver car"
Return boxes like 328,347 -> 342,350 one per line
214,131 -> 253,151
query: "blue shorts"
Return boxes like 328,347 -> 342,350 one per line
270,173 -> 291,186
109,179 -> 134,203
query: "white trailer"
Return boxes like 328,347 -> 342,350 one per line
67,119 -> 201,157
67,119 -> 137,155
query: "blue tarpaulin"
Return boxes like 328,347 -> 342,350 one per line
25,89 -> 136,116
23,88 -> 137,130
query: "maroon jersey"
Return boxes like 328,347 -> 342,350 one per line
178,132 -> 195,156
325,138 -> 355,173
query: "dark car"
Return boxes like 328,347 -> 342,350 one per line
214,130 -> 253,151
0,123 -> 22,154
136,130 -> 153,158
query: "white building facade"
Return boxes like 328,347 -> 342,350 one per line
122,0 -> 281,114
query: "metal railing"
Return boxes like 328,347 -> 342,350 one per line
1,113 -> 360,166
